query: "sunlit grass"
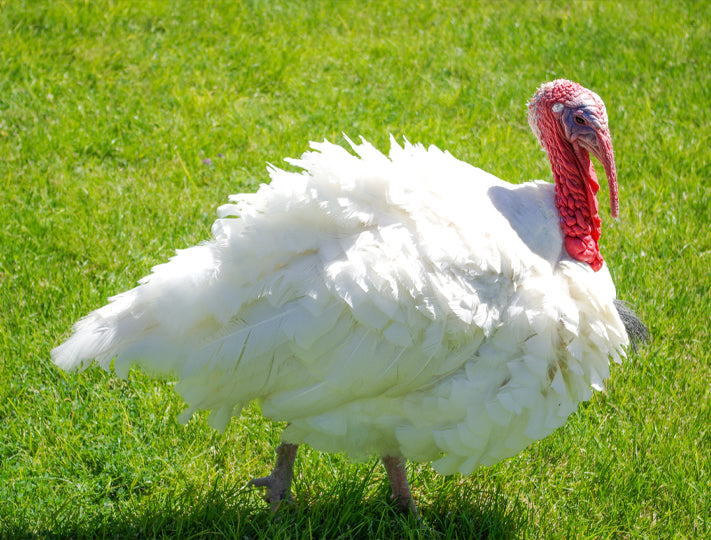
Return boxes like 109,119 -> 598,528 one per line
1,0 -> 709,537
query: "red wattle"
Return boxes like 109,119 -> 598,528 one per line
565,235 -> 603,271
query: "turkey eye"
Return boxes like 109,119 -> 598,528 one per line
574,115 -> 586,126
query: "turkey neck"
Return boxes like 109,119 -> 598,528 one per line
548,136 -> 604,272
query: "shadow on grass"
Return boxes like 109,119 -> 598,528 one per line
4,477 -> 527,539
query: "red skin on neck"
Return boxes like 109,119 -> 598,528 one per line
552,142 -> 604,271
536,95 -> 605,271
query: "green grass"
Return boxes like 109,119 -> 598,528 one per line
1,0 -> 709,537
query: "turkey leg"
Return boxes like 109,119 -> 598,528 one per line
249,441 -> 299,510
382,455 -> 419,517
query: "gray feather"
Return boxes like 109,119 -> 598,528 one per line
614,299 -> 650,353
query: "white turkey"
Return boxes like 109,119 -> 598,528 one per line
52,79 -> 647,515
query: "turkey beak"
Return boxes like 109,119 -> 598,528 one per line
591,130 -> 619,219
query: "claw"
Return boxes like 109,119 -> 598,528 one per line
249,474 -> 294,509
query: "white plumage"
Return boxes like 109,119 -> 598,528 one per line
53,134 -> 629,476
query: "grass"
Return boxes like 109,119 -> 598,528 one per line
1,0 -> 709,537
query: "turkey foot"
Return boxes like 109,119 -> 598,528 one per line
382,455 -> 419,518
249,442 -> 299,511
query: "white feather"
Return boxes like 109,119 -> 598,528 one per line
52,137 -> 630,474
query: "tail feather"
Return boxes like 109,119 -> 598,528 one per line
613,299 -> 650,353
51,289 -> 167,376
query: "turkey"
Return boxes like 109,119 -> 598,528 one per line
52,79 -> 647,515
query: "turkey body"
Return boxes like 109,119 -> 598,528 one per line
52,136 -> 629,476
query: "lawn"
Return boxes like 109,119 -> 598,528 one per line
1,0 -> 709,538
